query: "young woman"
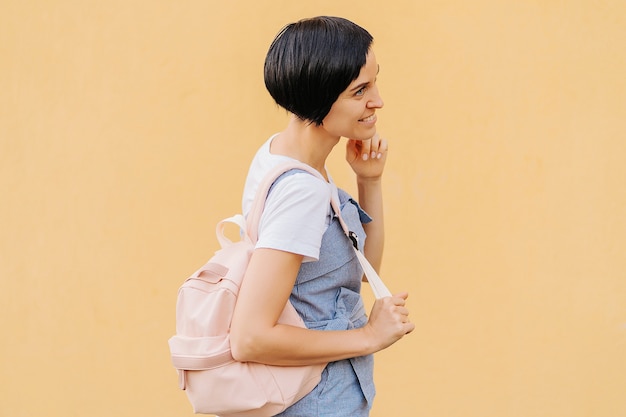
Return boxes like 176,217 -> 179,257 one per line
230,16 -> 414,416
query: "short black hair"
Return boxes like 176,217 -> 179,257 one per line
264,16 -> 373,126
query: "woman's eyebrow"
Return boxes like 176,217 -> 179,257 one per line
349,81 -> 370,93
348,65 -> 380,93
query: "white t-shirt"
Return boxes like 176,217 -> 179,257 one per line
242,135 -> 340,262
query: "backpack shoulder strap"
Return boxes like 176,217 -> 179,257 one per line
245,161 -> 392,299
245,161 -> 325,244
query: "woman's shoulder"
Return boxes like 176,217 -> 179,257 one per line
242,135 -> 330,215
269,169 -> 330,200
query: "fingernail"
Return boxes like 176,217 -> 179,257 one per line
371,151 -> 377,159
377,153 -> 382,159
362,153 -> 369,161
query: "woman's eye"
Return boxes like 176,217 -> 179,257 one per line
355,87 -> 366,96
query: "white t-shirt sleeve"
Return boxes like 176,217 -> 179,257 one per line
256,172 -> 331,262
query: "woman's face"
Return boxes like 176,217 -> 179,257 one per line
321,50 -> 384,141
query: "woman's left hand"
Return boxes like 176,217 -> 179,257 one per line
345,133 -> 388,179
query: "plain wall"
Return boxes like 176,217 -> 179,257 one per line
1,1 -> 625,416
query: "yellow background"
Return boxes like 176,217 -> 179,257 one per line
2,1 -> 625,416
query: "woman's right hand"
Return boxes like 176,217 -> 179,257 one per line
364,292 -> 414,351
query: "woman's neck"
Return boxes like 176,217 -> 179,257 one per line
269,116 -> 340,179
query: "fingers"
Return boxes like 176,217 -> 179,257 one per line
366,293 -> 415,350
357,138 -> 371,160
382,292 -> 413,332
348,133 -> 388,161
360,133 -> 388,161
393,293 -> 413,332
403,317 -> 414,334
393,291 -> 409,302
346,139 -> 362,163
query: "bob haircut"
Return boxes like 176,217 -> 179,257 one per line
264,16 -> 373,126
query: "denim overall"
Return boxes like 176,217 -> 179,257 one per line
272,172 -> 375,417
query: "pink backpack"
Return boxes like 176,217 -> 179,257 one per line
168,161 -> 391,416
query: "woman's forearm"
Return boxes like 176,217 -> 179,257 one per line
232,321 -> 377,366
357,176 -> 384,273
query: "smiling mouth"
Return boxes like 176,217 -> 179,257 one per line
359,114 -> 376,123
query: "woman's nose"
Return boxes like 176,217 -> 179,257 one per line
368,85 -> 384,109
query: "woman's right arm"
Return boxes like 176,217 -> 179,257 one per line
229,247 -> 414,366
